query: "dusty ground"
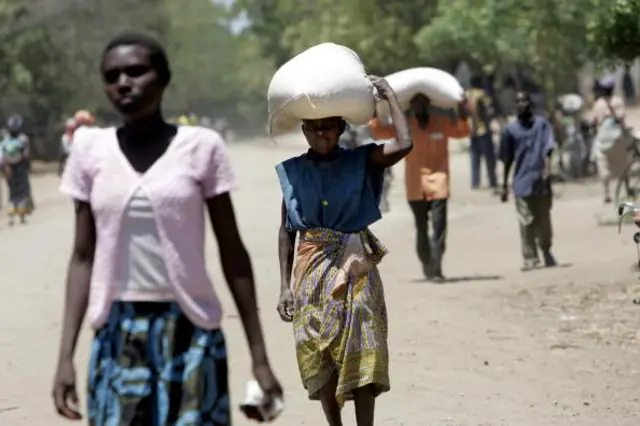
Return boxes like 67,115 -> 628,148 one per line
1,134 -> 640,426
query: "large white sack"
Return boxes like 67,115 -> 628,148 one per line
376,67 -> 464,118
267,43 -> 375,136
558,94 -> 583,113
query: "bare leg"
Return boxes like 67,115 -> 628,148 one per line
353,385 -> 376,426
8,204 -> 15,226
319,374 -> 342,426
625,176 -> 635,198
603,178 -> 611,203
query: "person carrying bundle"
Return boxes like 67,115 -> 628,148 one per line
269,43 -> 413,426
368,67 -> 471,282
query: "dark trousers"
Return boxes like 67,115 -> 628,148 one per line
515,195 -> 553,261
470,133 -> 497,188
409,199 -> 447,276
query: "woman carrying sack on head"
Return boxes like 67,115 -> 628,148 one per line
275,74 -> 412,425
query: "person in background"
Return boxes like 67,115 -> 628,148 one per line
500,91 -> 558,271
590,76 -> 629,203
0,115 -> 32,225
337,122 -> 360,149
467,75 -> 498,192
59,112 -> 95,176
14,118 -> 34,212
276,76 -> 411,426
623,64 -> 636,107
52,32 -> 282,425
73,110 -> 95,129
59,118 -> 77,176
369,94 -> 470,282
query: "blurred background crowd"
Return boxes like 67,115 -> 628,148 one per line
0,0 -> 638,162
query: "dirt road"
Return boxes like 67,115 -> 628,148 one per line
1,139 -> 639,426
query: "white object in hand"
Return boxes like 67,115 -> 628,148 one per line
240,380 -> 284,422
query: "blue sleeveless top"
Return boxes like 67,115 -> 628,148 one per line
276,144 -> 384,233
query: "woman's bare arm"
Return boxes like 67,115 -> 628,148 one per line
368,76 -> 413,168
278,200 -> 296,292
206,192 -> 269,367
57,201 -> 95,363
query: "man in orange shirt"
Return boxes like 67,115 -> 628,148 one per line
370,94 -> 470,282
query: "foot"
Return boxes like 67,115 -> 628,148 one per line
521,259 -> 539,271
424,264 -> 445,282
430,274 -> 446,284
604,197 -> 612,204
542,251 -> 557,267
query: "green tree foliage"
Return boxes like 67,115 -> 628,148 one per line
590,0 -> 640,62
237,0 -> 439,75
163,0 -> 273,124
0,0 -> 634,160
415,0 -> 602,100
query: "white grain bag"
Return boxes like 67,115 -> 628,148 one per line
558,94 -> 583,113
267,43 -> 375,137
376,67 -> 464,118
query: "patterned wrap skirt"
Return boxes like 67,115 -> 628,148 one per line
293,228 -> 390,407
88,301 -> 230,426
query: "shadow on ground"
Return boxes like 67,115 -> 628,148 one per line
410,275 -> 503,284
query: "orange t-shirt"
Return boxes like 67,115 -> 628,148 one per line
369,115 -> 470,201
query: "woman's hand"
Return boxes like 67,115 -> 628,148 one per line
246,363 -> 284,421
368,74 -> 412,167
369,75 -> 394,101
253,363 -> 284,399
277,288 -> 294,322
52,359 -> 82,420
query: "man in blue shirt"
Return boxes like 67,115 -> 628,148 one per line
499,91 -> 558,270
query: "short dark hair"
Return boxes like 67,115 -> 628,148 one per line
101,32 -> 171,86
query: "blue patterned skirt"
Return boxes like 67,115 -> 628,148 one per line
88,301 -> 230,426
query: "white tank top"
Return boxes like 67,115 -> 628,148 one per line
115,187 -> 173,300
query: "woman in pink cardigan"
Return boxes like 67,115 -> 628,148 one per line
52,33 -> 282,425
